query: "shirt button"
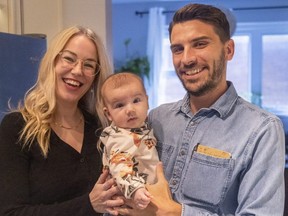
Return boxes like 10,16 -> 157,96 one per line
180,150 -> 186,156
172,179 -> 177,185
80,158 -> 85,163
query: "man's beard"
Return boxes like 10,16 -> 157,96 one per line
180,50 -> 226,97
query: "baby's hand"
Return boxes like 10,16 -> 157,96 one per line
133,187 -> 152,209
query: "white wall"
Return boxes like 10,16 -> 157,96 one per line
0,0 -> 9,32
62,0 -> 113,56
23,0 -> 62,43
0,0 -> 112,52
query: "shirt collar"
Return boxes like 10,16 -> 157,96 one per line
110,121 -> 148,131
177,81 -> 239,119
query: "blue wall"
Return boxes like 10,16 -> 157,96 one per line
112,0 -> 288,70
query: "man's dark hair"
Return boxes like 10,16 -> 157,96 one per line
168,4 -> 231,43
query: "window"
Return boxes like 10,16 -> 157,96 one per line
262,34 -> 288,114
227,35 -> 250,101
158,37 -> 185,105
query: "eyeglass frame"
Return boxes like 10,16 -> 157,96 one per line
57,50 -> 101,77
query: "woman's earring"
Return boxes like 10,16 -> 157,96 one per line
90,88 -> 94,99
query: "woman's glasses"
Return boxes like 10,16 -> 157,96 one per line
58,50 -> 100,76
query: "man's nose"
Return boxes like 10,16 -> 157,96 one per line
182,48 -> 197,66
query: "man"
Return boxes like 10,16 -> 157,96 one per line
118,3 -> 285,216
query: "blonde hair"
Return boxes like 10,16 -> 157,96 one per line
17,26 -> 112,157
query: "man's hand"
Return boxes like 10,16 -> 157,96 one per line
116,162 -> 182,216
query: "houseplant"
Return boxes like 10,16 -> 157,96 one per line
115,38 -> 150,80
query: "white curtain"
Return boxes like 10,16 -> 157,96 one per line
146,7 -> 166,109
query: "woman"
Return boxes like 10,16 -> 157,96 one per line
0,26 -> 123,216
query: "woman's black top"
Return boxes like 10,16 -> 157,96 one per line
0,111 -> 103,216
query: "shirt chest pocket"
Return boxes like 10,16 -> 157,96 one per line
181,152 -> 235,207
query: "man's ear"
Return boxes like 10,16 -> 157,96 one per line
225,39 -> 235,60
103,107 -> 113,122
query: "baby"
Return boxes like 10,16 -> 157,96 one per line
100,72 -> 159,209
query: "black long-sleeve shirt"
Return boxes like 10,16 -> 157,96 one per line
0,112 -> 103,216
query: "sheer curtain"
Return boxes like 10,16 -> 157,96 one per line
146,7 -> 166,109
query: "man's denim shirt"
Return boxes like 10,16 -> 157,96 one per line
148,82 -> 285,216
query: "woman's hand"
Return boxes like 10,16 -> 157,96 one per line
116,162 -> 182,216
89,169 -> 124,215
